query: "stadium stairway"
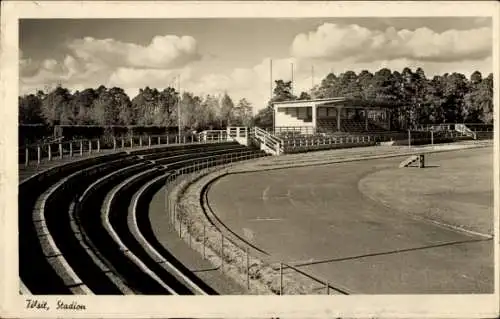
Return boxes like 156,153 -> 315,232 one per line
19,141 -> 268,295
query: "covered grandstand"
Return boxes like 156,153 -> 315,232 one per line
272,97 -> 396,135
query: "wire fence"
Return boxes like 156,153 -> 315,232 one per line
164,153 -> 350,295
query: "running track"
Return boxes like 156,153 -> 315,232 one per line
207,147 -> 494,294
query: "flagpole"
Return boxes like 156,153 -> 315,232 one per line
177,74 -> 181,142
311,65 -> 314,89
270,59 -> 274,133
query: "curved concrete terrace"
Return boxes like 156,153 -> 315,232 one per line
19,140 -> 267,295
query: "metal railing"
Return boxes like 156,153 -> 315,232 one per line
463,123 -> 494,132
273,126 -> 316,136
414,123 -> 493,139
164,153 -> 349,295
283,135 -> 375,149
252,127 -> 284,155
20,133 -> 203,167
197,130 -> 228,143
276,129 -> 474,153
414,124 -> 456,132
198,127 -> 249,143
455,124 -> 476,139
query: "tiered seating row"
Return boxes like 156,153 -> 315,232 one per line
283,135 -> 376,153
19,142 -> 268,295
20,152 -> 130,294
316,118 -> 338,134
277,129 -> 474,153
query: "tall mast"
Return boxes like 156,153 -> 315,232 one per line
177,74 -> 181,141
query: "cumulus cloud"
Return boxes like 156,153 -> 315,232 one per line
291,23 -> 492,63
67,35 -> 200,69
19,34 -> 201,95
108,67 -> 193,89
20,52 -> 107,90
181,57 -> 324,110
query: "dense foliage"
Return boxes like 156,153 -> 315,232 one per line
19,67 -> 493,133
19,85 -> 252,132
256,68 -> 493,129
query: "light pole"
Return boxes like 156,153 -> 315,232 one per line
270,59 -> 274,133
177,75 -> 181,143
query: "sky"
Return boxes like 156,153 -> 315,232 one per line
19,17 -> 493,112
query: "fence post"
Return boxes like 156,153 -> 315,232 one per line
121,138 -> 124,149
148,136 -> 151,147
113,137 -> 117,151
37,145 -> 41,165
172,200 -> 175,225
221,233 -> 224,270
179,210 -> 182,237
25,147 -> 29,167
279,262 -> 283,295
97,139 -> 100,153
89,140 -> 92,155
59,143 -> 63,159
246,247 -> 250,289
203,225 -> 206,259
139,136 -> 143,147
408,130 -> 411,149
69,141 -> 73,157
130,137 -> 133,148
80,140 -> 83,156
48,144 -> 52,161
431,131 -> 434,145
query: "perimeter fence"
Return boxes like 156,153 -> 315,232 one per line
19,133 -> 225,168
164,152 -> 351,295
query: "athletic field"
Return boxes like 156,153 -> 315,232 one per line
207,147 -> 494,294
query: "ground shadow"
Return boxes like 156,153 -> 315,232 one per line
406,165 -> 441,169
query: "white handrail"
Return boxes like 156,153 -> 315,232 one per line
455,124 -> 477,139
253,127 -> 284,155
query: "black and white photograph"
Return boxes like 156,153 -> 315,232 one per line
1,1 -> 499,318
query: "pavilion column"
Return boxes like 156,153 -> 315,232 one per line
365,108 -> 369,131
336,107 -> 342,131
312,105 -> 317,134
273,105 -> 277,133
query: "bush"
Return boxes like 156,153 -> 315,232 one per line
19,124 -> 52,146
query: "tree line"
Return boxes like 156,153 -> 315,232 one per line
254,68 -> 493,130
19,85 -> 254,131
20,67 -> 493,133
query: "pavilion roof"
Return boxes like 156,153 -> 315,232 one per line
273,97 -> 400,109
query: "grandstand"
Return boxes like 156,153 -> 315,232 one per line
273,97 -> 392,135
19,128 -> 268,295
265,98 -> 492,154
